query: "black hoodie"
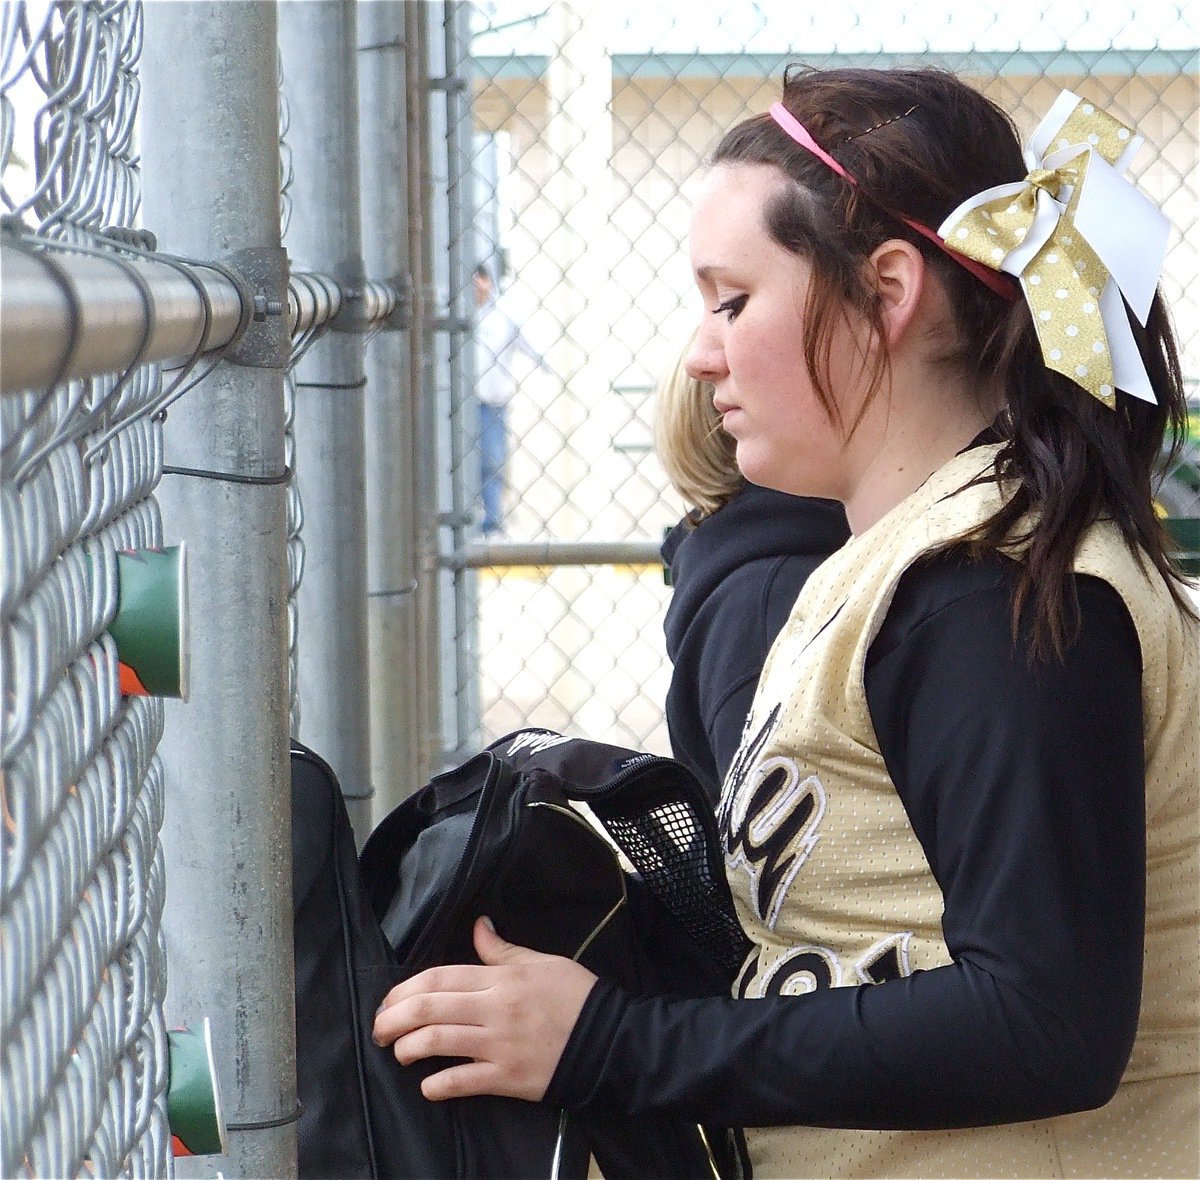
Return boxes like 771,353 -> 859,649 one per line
661,484 -> 850,801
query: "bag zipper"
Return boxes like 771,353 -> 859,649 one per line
524,800 -> 628,1180
695,1123 -> 724,1180
405,756 -> 516,967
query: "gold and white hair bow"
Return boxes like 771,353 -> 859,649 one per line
938,91 -> 1170,408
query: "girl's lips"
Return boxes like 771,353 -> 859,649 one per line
718,407 -> 743,433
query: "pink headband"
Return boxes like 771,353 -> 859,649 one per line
768,103 -> 1018,301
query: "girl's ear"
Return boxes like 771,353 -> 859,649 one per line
867,238 -> 927,348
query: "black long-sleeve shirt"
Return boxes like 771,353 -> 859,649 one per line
547,550 -> 1145,1129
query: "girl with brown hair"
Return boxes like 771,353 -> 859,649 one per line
374,68 -> 1198,1178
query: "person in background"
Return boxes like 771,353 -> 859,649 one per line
656,342 -> 849,801
377,68 -> 1198,1179
473,262 -> 549,536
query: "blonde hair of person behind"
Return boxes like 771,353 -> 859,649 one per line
654,340 -> 744,521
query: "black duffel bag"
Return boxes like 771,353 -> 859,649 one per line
293,728 -> 752,1179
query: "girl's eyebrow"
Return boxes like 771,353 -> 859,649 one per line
694,265 -> 733,283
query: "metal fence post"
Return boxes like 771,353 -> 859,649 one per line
408,0 -> 448,776
444,0 -> 484,762
277,0 -> 375,839
357,0 -> 426,816
425,0 -> 482,762
138,2 -> 297,1177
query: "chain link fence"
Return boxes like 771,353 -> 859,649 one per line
3,1 -> 410,1174
2,3 -> 173,1174
459,0 -> 1199,755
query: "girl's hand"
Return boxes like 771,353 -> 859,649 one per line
372,917 -> 598,1102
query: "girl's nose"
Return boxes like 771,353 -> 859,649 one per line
685,323 -> 727,383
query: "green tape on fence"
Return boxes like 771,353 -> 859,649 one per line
109,545 -> 190,698
167,1018 -> 227,1157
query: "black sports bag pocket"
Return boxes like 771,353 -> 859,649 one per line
294,742 -> 596,1179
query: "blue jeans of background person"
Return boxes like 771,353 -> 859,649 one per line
479,401 -> 507,534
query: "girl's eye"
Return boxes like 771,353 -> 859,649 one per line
713,295 -> 747,322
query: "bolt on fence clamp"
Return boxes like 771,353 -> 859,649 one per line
330,256 -> 371,334
252,292 -> 286,321
382,272 -> 413,330
222,246 -> 291,369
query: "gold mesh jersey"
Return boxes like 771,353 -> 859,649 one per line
721,444 -> 1199,1179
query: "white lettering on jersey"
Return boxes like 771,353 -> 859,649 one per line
724,752 -> 826,931
743,944 -> 842,997
855,932 -> 914,984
